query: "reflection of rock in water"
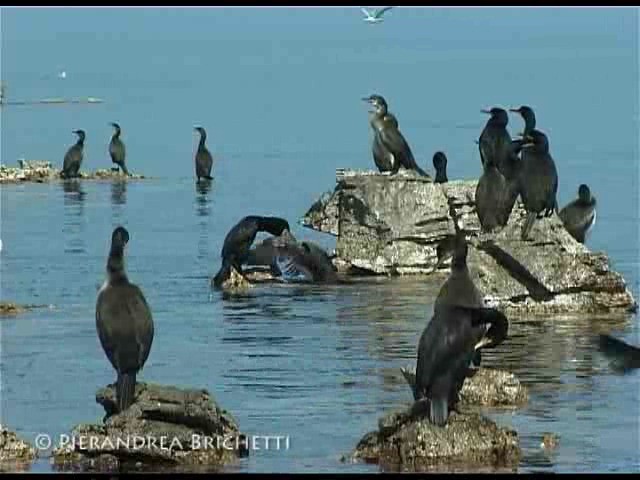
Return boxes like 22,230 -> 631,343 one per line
195,180 -> 213,261
62,179 -> 86,254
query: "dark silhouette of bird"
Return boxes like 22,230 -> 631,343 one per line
509,105 -> 537,156
194,126 -> 213,181
478,107 -> 518,180
61,130 -> 85,179
475,156 -> 518,232
559,184 -> 597,244
96,226 -> 154,413
598,334 -> 640,373
432,151 -> 448,183
109,123 -> 129,176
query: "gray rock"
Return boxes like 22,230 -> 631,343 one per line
301,170 -> 637,314
0,161 -> 148,184
348,407 -> 520,471
52,382 -> 247,472
0,424 -> 36,471
400,366 -> 528,407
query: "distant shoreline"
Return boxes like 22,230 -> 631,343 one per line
0,98 -> 104,106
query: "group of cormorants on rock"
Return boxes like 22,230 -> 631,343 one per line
84,95 -> 628,430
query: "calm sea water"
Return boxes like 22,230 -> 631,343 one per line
1,7 -> 639,473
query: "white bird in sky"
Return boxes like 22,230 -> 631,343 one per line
361,7 -> 394,24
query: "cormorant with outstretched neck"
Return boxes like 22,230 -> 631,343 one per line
109,123 -> 129,175
194,126 -> 213,181
509,105 -> 537,156
433,152 -> 448,183
363,94 -> 429,176
475,156 -> 517,232
414,305 -> 508,426
478,107 -> 518,180
434,233 -> 485,311
517,129 -> 559,241
61,130 -> 85,179
212,215 -> 290,288
96,226 -> 154,413
559,184 -> 597,244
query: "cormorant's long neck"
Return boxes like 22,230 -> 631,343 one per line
112,129 -> 121,140
107,245 -> 128,283
77,138 -> 85,147
198,132 -> 207,149
523,116 -> 535,135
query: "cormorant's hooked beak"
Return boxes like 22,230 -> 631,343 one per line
361,96 -> 373,103
480,109 -> 492,115
508,108 -> 521,113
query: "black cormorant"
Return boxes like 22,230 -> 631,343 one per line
109,123 -> 129,176
414,305 -> 508,426
212,216 -> 290,288
363,94 -> 429,176
96,226 -> 154,413
517,129 -> 559,241
598,334 -> 640,372
475,156 -> 517,232
194,126 -> 213,181
558,184 -> 596,244
509,106 -> 537,156
478,108 -> 518,180
61,130 -> 85,179
433,151 -> 448,184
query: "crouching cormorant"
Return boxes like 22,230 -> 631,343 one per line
517,129 -> 559,240
61,130 -> 86,179
432,152 -> 448,183
362,94 -> 429,176
414,305 -> 508,426
194,126 -> 213,182
478,107 -> 518,180
96,226 -> 154,413
559,184 -> 596,244
212,215 -> 290,288
598,334 -> 640,372
109,122 -> 129,175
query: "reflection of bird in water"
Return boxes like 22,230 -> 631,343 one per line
195,181 -> 213,261
62,179 -> 86,204
195,179 -> 213,217
62,180 -> 86,254
111,180 -> 127,206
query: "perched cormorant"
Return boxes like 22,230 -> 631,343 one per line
509,106 -> 537,156
475,156 -> 517,232
414,305 -> 508,426
212,215 -> 290,288
61,130 -> 85,179
434,234 -> 485,311
363,94 -> 429,176
559,184 -> 597,244
517,129 -> 559,241
478,108 -> 518,180
598,334 -> 640,372
194,126 -> 213,182
109,123 -> 129,176
432,152 -> 448,184
96,226 -> 154,413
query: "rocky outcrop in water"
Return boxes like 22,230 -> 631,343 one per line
0,302 -> 27,317
0,160 -> 147,184
400,366 -> 528,407
52,383 -> 247,472
0,425 -> 36,471
347,407 -> 520,471
302,169 -> 637,315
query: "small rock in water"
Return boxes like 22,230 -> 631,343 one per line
0,302 -> 27,317
540,433 -> 559,450
0,424 -> 36,469
221,267 -> 253,292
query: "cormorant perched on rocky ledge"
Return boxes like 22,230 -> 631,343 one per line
194,126 -> 213,182
475,155 -> 517,232
363,94 -> 429,176
212,216 -> 290,288
109,123 -> 129,176
61,130 -> 85,179
559,184 -> 597,244
478,107 -> 518,180
432,152 -> 448,184
96,226 -> 154,413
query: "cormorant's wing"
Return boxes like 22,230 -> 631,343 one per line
129,284 -> 154,369
559,201 -> 596,234
379,127 -> 418,171
373,7 -> 393,18
361,7 -> 373,18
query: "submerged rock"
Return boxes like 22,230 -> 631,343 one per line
0,425 -> 36,470
400,366 -> 528,407
348,406 -> 520,471
0,160 -> 147,184
301,170 -> 637,314
52,382 -> 247,472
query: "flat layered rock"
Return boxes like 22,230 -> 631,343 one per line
347,407 -> 520,471
0,161 -> 147,184
301,170 -> 637,314
52,382 -> 247,472
0,425 -> 36,471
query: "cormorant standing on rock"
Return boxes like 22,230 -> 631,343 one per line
96,226 -> 154,413
363,94 -> 429,176
559,184 -> 597,244
414,305 -> 508,426
509,106 -> 537,156
517,129 -> 559,241
212,216 -> 290,288
194,127 -> 213,182
109,123 -> 129,175
61,130 -> 85,179
475,156 -> 517,232
478,108 -> 518,180
433,152 -> 448,183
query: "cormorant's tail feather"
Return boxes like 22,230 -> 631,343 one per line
521,211 -> 537,240
429,397 -> 448,427
204,175 -> 213,180
116,372 -> 136,413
